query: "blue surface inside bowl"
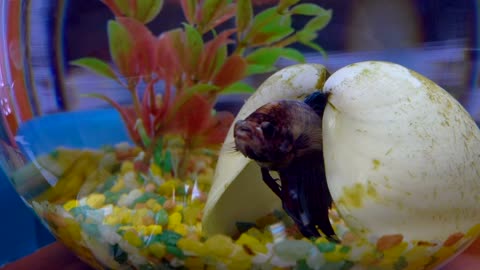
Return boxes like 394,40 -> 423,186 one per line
17,108 -> 131,156
0,108 -> 129,265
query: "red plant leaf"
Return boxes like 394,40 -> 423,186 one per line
156,30 -> 183,81
125,0 -> 137,16
169,94 -> 212,137
156,34 -> 174,79
135,0 -> 164,23
197,28 -> 236,81
200,111 -> 234,146
236,0 -> 253,33
117,17 -> 157,80
170,29 -> 194,82
154,78 -> 173,129
206,43 -> 227,83
162,93 -> 233,148
250,31 -> 273,45
212,55 -> 247,88
108,20 -> 136,81
84,93 -> 141,145
101,0 -> 162,23
207,3 -> 237,30
199,0 -> 226,30
180,0 -> 196,24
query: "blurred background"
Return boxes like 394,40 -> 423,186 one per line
0,0 -> 478,265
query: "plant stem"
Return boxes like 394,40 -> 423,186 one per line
233,41 -> 247,55
271,34 -> 298,48
243,9 -> 282,46
147,77 -> 160,111
128,82 -> 142,117
176,139 -> 191,179
142,135 -> 162,164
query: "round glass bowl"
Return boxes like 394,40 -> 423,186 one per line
1,1 -> 480,269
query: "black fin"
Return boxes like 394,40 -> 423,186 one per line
279,150 -> 337,242
294,133 -> 311,151
261,167 -> 282,198
304,92 -> 329,118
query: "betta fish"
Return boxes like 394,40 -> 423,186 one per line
234,92 -> 338,241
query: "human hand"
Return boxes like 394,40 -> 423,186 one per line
2,242 -> 92,270
441,237 -> 480,270
4,238 -> 480,270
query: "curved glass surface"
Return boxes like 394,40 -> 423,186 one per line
0,0 -> 479,269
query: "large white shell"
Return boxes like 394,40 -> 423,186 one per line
204,60 -> 480,248
203,64 -> 329,235
323,61 -> 480,242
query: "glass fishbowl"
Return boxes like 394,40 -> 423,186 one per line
1,0 -> 480,269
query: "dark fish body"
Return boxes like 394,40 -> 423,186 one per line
234,100 -> 323,170
278,150 -> 335,239
234,92 -> 337,241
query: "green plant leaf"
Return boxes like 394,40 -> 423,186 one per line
201,0 -> 224,27
301,41 -> 327,57
277,0 -> 300,13
249,7 -> 293,45
297,29 -> 318,43
251,7 -> 279,31
246,47 -> 281,66
278,48 -> 305,63
183,24 -> 204,72
203,3 -> 236,32
108,20 -> 134,76
162,150 -> 173,173
222,81 -> 255,94
262,15 -> 292,33
210,44 -> 227,79
113,0 -> 132,16
291,3 -> 329,16
236,0 -> 252,33
197,29 -> 235,81
246,64 -> 276,76
304,9 -> 332,32
246,47 -> 305,68
70,57 -> 118,80
252,27 -> 294,45
180,0 -> 197,23
137,0 -> 164,23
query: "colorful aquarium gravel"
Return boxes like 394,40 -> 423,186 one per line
21,146 -> 479,270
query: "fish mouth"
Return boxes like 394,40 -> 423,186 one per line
235,140 -> 254,159
234,120 -> 266,160
234,120 -> 261,141
234,127 -> 252,141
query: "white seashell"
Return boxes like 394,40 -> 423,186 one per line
203,61 -> 480,249
322,61 -> 480,242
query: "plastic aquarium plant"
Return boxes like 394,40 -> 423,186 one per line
71,0 -> 332,179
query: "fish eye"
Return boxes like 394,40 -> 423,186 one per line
261,121 -> 275,138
